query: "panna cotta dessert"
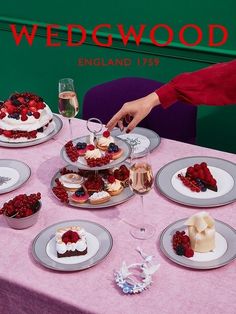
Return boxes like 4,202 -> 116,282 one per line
0,92 -> 55,142
185,211 -> 215,253
56,226 -> 87,258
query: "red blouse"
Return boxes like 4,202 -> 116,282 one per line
156,59 -> 236,109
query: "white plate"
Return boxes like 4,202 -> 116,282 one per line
155,156 -> 236,207
60,135 -> 131,170
160,218 -> 236,269
0,114 -> 63,148
32,220 -> 113,271
111,127 -> 161,158
0,159 -> 31,194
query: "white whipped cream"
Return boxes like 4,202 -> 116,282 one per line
56,226 -> 87,254
0,104 -> 53,132
59,174 -> 83,189
98,135 -> 114,147
89,191 -> 110,200
85,148 -> 102,159
107,179 -> 122,192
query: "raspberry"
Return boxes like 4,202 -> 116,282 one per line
87,144 -> 95,150
184,247 -> 194,258
0,112 -> 6,119
62,230 -> 79,244
21,115 -> 28,121
108,175 -> 115,183
103,130 -> 110,138
33,112 -> 40,119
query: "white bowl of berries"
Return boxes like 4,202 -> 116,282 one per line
1,193 -> 42,229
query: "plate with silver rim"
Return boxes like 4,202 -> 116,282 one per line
0,114 -> 63,148
51,164 -> 134,209
159,218 -> 236,270
60,135 -> 131,171
0,159 -> 31,194
155,156 -> 236,207
32,219 -> 113,271
111,127 -> 161,158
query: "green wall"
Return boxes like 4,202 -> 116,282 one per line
0,0 -> 236,153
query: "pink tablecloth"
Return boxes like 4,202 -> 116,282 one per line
0,116 -> 236,314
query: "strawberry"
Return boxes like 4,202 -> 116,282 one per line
103,130 -> 110,138
3,130 -> 12,137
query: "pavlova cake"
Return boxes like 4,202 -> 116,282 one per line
0,92 -> 55,142
56,226 -> 87,258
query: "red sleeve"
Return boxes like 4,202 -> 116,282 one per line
156,59 -> 236,109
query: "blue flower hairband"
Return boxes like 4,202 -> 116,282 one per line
114,247 -> 160,294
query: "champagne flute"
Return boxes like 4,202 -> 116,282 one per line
58,78 -> 79,139
129,149 -> 156,239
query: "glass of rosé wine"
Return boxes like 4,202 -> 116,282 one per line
129,148 -> 156,239
58,78 -> 79,139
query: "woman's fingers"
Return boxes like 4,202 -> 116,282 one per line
106,109 -> 125,130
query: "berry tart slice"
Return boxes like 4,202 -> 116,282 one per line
56,226 -> 87,258
186,162 -> 218,192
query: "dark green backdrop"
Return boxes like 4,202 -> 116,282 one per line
0,0 -> 236,152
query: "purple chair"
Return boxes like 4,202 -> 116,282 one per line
82,77 -> 197,144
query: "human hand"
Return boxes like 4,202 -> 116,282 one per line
106,92 -> 160,132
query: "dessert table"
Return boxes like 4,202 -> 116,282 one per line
0,116 -> 236,314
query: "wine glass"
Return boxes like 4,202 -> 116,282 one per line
129,149 -> 156,239
58,78 -> 79,139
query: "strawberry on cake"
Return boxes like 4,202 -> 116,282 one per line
56,226 -> 87,258
0,92 -> 55,142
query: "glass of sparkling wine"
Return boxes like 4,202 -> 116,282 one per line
58,78 -> 79,139
129,149 -> 156,239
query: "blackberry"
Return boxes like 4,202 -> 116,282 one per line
113,145 -> 119,152
10,94 -> 17,101
27,111 -> 33,116
37,127 -> 44,132
12,99 -> 22,106
175,245 -> 185,256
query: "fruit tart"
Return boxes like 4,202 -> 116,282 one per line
89,191 -> 111,205
71,187 -> 89,204
84,174 -> 105,195
113,165 -> 130,187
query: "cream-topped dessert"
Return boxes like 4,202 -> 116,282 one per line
59,173 -> 83,191
85,147 -> 102,160
185,211 -> 215,253
0,92 -> 55,142
97,130 -> 114,150
56,226 -> 87,258
89,191 -> 111,204
106,179 -> 123,196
